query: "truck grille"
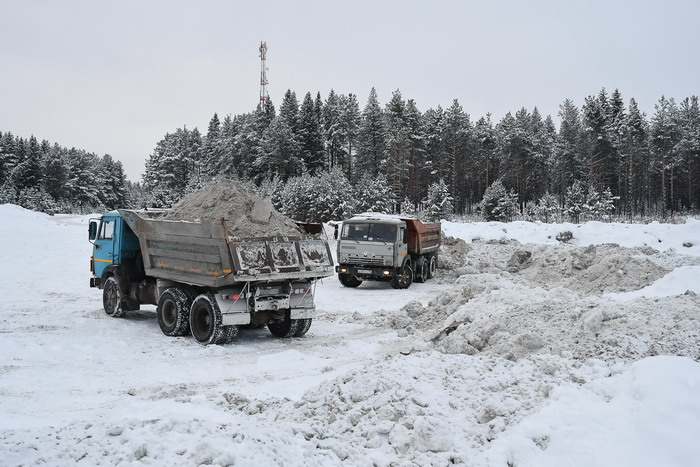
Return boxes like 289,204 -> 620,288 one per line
347,256 -> 384,266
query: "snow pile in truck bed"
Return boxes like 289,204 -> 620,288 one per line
162,178 -> 302,237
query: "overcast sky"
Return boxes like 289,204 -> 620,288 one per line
2,0 -> 699,181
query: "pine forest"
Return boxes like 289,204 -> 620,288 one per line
2,87 -> 699,223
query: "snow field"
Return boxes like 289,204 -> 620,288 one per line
1,204 -> 699,466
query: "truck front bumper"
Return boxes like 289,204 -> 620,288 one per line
336,265 -> 395,278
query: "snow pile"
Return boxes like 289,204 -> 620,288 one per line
225,351 -> 612,466
485,356 -> 700,466
384,238 -> 700,363
443,218 -> 700,257
163,178 -> 302,237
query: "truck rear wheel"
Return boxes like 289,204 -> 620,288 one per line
267,310 -> 312,338
103,276 -> 126,318
338,274 -> 362,288
218,324 -> 239,344
390,263 -> 413,289
415,257 -> 429,283
157,288 -> 191,337
427,254 -> 437,279
190,293 -> 227,345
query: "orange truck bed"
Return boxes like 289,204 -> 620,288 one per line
401,218 -> 441,255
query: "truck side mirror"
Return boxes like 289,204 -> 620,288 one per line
402,228 -> 408,244
334,225 -> 338,240
89,221 -> 98,241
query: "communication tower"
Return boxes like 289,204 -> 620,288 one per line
259,41 -> 269,107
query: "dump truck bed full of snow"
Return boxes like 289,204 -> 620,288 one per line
119,209 -> 334,288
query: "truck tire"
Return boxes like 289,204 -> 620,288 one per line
338,274 -> 362,288
189,293 -> 226,345
217,325 -> 239,344
427,254 -> 438,279
267,310 -> 311,338
415,257 -> 429,283
390,263 -> 413,289
157,288 -> 191,337
103,276 -> 126,318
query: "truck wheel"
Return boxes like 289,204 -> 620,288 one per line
427,255 -> 438,279
267,310 -> 310,338
103,276 -> 126,318
189,293 -> 226,345
390,264 -> 413,289
157,288 -> 191,337
217,325 -> 239,344
415,257 -> 428,283
338,274 -> 363,288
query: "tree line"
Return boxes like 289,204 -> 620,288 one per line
0,132 -> 129,212
3,87 -> 698,221
144,87 -> 700,221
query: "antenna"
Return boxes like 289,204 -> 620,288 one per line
259,41 -> 268,107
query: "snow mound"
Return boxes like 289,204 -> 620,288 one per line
383,240 -> 700,363
162,178 -> 302,237
486,356 -> 700,467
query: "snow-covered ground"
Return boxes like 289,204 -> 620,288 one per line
1,205 -> 699,466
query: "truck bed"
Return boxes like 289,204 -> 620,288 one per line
402,218 -> 441,255
119,209 -> 334,288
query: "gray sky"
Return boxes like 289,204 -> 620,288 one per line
2,0 -> 699,181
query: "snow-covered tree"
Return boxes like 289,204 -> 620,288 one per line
354,173 -> 395,214
530,192 -> 560,223
356,88 -> 385,179
564,180 -> 586,223
424,179 -> 454,221
479,179 -> 518,222
399,196 -> 416,216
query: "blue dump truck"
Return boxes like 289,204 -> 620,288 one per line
88,209 -> 334,345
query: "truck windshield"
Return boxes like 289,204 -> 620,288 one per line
341,223 -> 397,242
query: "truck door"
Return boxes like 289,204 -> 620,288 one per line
93,216 -> 118,279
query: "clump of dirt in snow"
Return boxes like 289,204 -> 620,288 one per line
162,178 -> 302,237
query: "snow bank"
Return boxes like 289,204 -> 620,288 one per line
486,356 -> 700,467
443,218 -> 700,256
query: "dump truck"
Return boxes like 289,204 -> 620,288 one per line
88,209 -> 334,345
334,215 -> 441,289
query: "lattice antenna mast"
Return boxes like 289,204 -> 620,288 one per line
259,41 -> 269,107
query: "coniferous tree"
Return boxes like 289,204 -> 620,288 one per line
422,106 -> 444,191
356,88 -> 386,179
354,173 -> 395,214
473,114 -> 498,206
298,92 -> 325,174
441,99 -> 470,212
323,90 -> 344,171
404,99 -> 424,205
651,96 -> 680,214
480,179 -> 518,222
675,96 -> 700,209
339,93 -> 360,182
384,89 -> 408,202
424,179 -> 454,221
201,113 -> 222,176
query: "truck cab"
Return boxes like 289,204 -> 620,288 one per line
88,212 -> 143,296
